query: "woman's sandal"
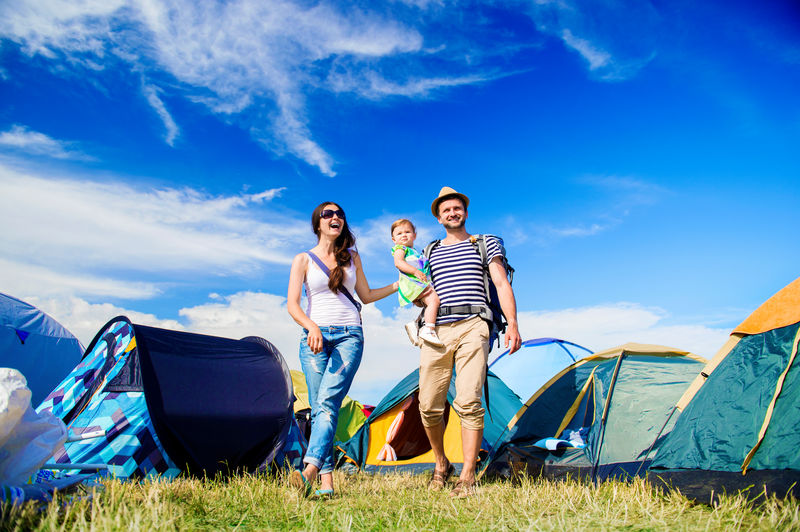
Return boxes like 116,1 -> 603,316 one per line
290,470 -> 314,498
313,489 -> 334,499
427,460 -> 454,491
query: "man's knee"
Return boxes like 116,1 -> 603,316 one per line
418,394 -> 446,428
453,400 -> 484,431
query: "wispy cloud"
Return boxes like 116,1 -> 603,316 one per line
1,1 -> 502,176
142,83 -> 179,146
0,161 -> 305,298
561,29 -> 611,70
507,176 -> 666,246
525,0 -> 659,81
0,125 -> 93,160
581,175 -> 668,208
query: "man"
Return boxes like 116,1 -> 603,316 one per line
418,186 -> 522,498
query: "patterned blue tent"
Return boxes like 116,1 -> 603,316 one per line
0,293 -> 83,407
38,316 -> 304,479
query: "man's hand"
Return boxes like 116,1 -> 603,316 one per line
504,323 -> 522,354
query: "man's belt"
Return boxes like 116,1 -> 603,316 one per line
437,305 -> 493,320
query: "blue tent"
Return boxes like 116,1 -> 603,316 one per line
337,369 -> 522,475
489,338 -> 593,402
38,316 -> 304,479
0,293 -> 83,407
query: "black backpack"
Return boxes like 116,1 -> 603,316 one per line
421,234 -> 514,351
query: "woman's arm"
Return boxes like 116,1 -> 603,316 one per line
393,248 -> 428,282
287,253 -> 323,353
353,252 -> 399,304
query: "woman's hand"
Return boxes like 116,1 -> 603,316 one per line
306,324 -> 324,354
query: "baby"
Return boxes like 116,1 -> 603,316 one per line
390,219 -> 443,347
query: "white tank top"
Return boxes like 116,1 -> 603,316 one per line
304,252 -> 361,326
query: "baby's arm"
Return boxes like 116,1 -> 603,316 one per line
393,248 -> 428,282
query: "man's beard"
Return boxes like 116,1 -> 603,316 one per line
442,217 -> 465,230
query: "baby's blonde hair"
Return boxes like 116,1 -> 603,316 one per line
390,218 -> 416,236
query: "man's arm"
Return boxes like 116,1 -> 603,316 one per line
488,256 -> 522,353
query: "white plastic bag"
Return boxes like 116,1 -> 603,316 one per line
0,368 -> 67,485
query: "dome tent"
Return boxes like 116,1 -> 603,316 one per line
38,316 -> 304,479
0,293 -> 83,407
488,337 -> 592,402
649,277 -> 800,500
337,368 -> 521,475
483,344 -> 706,481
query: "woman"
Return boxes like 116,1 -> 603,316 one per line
287,201 -> 397,497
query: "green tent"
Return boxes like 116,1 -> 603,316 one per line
649,277 -> 800,500
337,368 -> 522,474
482,344 -> 706,481
290,370 -> 367,445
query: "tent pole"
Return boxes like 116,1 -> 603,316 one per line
635,405 -> 678,477
591,353 -> 625,484
42,463 -> 108,470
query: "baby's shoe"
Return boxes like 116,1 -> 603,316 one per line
418,325 -> 444,347
405,322 -> 422,347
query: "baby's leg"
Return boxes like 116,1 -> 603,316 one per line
419,287 -> 440,326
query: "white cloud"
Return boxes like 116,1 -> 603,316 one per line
142,83 -> 179,146
0,0 -> 475,176
506,176 -> 666,246
0,162 -> 306,296
526,0 -> 658,81
518,303 -> 730,359
561,28 -> 610,70
28,294 -> 184,349
582,175 -> 667,206
0,125 -> 93,160
0,257 -> 160,300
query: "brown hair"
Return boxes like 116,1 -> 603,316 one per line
311,202 -> 355,294
390,218 -> 416,236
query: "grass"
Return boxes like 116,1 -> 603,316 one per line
2,471 -> 799,531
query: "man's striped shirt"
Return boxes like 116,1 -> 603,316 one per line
428,236 -> 502,325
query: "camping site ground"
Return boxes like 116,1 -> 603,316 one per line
2,471 -> 798,531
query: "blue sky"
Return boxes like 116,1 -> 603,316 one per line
1,0 -> 799,404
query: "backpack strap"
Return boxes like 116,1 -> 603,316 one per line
422,239 -> 441,262
306,251 -> 363,315
471,235 -> 492,305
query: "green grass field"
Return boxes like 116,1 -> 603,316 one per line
3,472 -> 798,531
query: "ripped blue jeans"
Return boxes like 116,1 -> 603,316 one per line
299,325 -> 363,474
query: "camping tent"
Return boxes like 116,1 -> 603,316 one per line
337,368 -> 522,474
0,293 -> 83,407
649,278 -> 800,500
483,344 -> 706,481
489,338 -> 593,402
37,316 -> 304,479
290,369 -> 367,445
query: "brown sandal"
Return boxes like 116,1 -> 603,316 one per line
449,478 -> 477,498
428,461 -> 454,491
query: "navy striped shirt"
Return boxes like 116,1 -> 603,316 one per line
428,236 -> 502,325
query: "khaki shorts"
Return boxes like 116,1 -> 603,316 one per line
418,316 -> 490,431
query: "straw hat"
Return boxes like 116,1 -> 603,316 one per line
431,186 -> 470,217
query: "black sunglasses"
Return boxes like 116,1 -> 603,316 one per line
320,209 -> 345,219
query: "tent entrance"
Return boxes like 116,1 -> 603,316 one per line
365,392 -> 463,467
